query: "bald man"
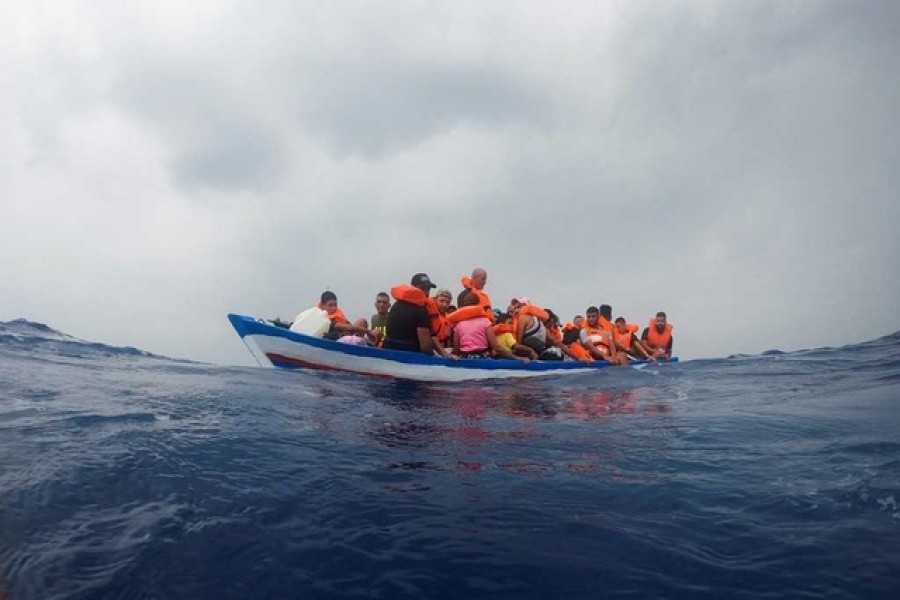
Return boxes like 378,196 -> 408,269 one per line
458,267 -> 493,319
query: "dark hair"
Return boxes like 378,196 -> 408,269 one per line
545,309 -> 560,327
461,292 -> 480,307
376,292 -> 389,300
321,291 -> 337,304
615,317 -> 626,324
496,312 -> 512,323
599,304 -> 612,319
586,306 -> 599,315
656,311 -> 667,319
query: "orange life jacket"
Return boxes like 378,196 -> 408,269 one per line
645,320 -> 673,349
614,324 -> 639,350
436,314 -> 452,345
512,304 -> 550,340
492,323 -> 516,336
598,316 -> 613,333
581,325 -> 611,353
390,285 -> 442,336
459,276 -> 494,320
566,341 -> 594,362
519,304 -> 549,321
317,302 -> 349,325
446,304 -> 490,325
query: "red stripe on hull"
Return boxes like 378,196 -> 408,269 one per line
265,353 -> 394,379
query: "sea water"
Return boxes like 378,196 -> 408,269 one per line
1,319 -> 898,599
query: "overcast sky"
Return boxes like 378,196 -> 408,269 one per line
3,0 -> 898,366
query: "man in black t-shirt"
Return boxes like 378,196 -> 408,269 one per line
383,273 -> 436,354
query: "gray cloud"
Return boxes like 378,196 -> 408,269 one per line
295,61 -> 553,157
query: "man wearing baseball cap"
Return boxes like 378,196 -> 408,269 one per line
383,273 -> 438,354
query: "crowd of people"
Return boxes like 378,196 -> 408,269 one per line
301,268 -> 674,366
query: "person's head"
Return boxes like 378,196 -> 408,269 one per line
545,309 -> 560,328
410,272 -> 437,294
461,292 -> 480,307
352,317 -> 368,329
573,315 -> 584,328
434,288 -> 452,312
599,304 -> 612,321
374,292 -> 390,315
507,296 -> 528,315
615,317 -> 627,333
655,311 -> 667,330
496,312 -> 513,325
320,291 -> 338,314
585,306 -> 600,326
471,267 -> 487,290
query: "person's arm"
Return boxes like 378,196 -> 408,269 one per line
512,342 -> 538,359
487,327 -> 528,362
662,336 -> 673,360
550,336 -> 587,362
631,336 -> 653,360
580,329 -> 602,360
583,333 -> 616,363
515,315 -> 528,343
431,335 -> 457,360
604,331 -> 624,364
417,327 -> 434,355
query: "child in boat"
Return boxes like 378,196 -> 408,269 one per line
493,313 -> 538,359
452,294 -> 528,362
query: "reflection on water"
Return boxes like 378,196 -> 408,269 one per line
360,378 -> 677,479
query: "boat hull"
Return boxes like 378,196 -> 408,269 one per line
228,313 -> 670,382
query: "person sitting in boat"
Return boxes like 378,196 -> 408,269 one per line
493,313 -> 537,359
337,318 -> 375,346
432,288 -> 456,359
510,299 -> 583,361
598,304 -> 615,333
450,294 -> 527,361
580,306 -> 627,365
382,273 -> 438,355
457,267 -> 494,321
641,312 -> 674,360
370,292 -> 390,345
562,315 -> 584,345
613,317 -> 653,360
319,291 -> 373,342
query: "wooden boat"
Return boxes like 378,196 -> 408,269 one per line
228,313 -> 673,382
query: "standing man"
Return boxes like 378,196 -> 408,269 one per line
641,312 -> 674,360
383,273 -> 437,355
458,267 -> 493,319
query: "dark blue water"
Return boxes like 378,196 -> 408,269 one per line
1,319 -> 898,599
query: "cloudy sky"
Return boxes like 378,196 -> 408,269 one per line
3,0 -> 898,365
